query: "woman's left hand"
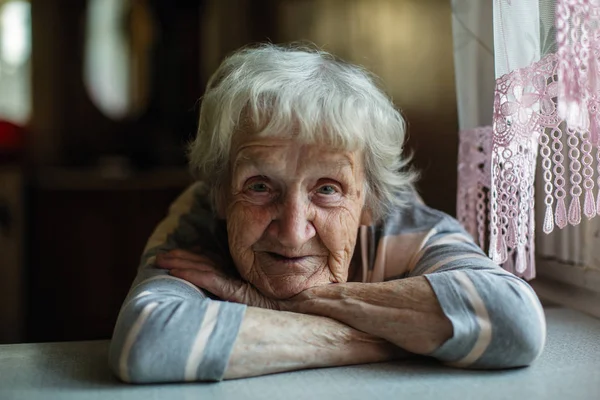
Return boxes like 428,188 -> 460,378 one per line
156,249 -> 287,311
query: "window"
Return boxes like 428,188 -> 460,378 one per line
0,0 -> 30,125
83,0 -> 154,120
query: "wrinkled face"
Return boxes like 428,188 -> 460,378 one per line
222,134 -> 367,299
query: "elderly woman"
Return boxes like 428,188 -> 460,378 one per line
109,44 -> 546,383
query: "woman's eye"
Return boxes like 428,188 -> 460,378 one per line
242,177 -> 275,203
248,182 -> 269,192
316,185 -> 338,195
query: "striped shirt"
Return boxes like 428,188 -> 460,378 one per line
109,182 -> 546,383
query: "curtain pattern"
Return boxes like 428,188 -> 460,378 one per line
455,0 -> 600,279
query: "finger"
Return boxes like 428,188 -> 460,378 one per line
156,256 -> 217,272
170,269 -> 282,309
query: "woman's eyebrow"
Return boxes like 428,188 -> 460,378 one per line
232,149 -> 273,172
318,156 -> 355,174
232,154 -> 253,169
333,157 -> 354,169
232,146 -> 275,168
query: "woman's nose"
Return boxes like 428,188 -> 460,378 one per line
270,196 -> 316,249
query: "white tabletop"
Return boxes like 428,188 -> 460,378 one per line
1,307 -> 599,400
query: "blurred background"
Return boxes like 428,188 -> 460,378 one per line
0,0 -> 457,344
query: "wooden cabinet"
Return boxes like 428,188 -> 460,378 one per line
26,169 -> 190,342
24,0 -> 206,342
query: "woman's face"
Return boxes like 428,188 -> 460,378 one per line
223,134 -> 367,299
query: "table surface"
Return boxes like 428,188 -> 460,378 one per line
1,307 -> 600,400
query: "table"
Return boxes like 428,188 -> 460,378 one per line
1,307 -> 599,400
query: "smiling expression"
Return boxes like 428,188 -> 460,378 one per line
222,134 -> 367,299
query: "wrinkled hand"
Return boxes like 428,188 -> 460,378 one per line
156,249 -> 287,311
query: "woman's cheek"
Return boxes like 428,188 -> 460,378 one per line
317,207 -> 360,277
227,202 -> 271,254
321,205 -> 361,243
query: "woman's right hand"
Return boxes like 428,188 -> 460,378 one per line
156,249 -> 287,311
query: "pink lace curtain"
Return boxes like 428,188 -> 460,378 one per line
454,0 -> 600,280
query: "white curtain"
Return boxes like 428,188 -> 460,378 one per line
451,0 -> 494,131
453,0 -> 495,262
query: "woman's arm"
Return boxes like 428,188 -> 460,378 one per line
225,307 -> 405,379
288,214 -> 546,369
109,183 -> 242,383
110,184 -> 405,383
161,248 -> 449,357
288,276 -> 452,355
110,276 -> 404,383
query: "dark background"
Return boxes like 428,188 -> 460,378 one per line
0,0 -> 458,344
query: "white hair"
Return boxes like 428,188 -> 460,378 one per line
188,43 -> 417,220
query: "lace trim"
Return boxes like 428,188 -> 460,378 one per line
457,127 -> 492,252
457,126 -> 536,280
462,50 -> 600,279
556,0 -> 600,144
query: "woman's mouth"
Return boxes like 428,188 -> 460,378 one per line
266,252 -> 308,263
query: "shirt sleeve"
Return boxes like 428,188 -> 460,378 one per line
108,183 -> 246,383
402,210 -> 546,369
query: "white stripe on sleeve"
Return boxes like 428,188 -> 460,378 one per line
119,302 -> 159,382
451,272 -> 493,367
184,301 -> 221,381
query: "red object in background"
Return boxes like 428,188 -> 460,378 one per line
0,120 -> 25,164
0,120 -> 24,152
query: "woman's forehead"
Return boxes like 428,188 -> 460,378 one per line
232,138 -> 361,175
232,111 -> 364,155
